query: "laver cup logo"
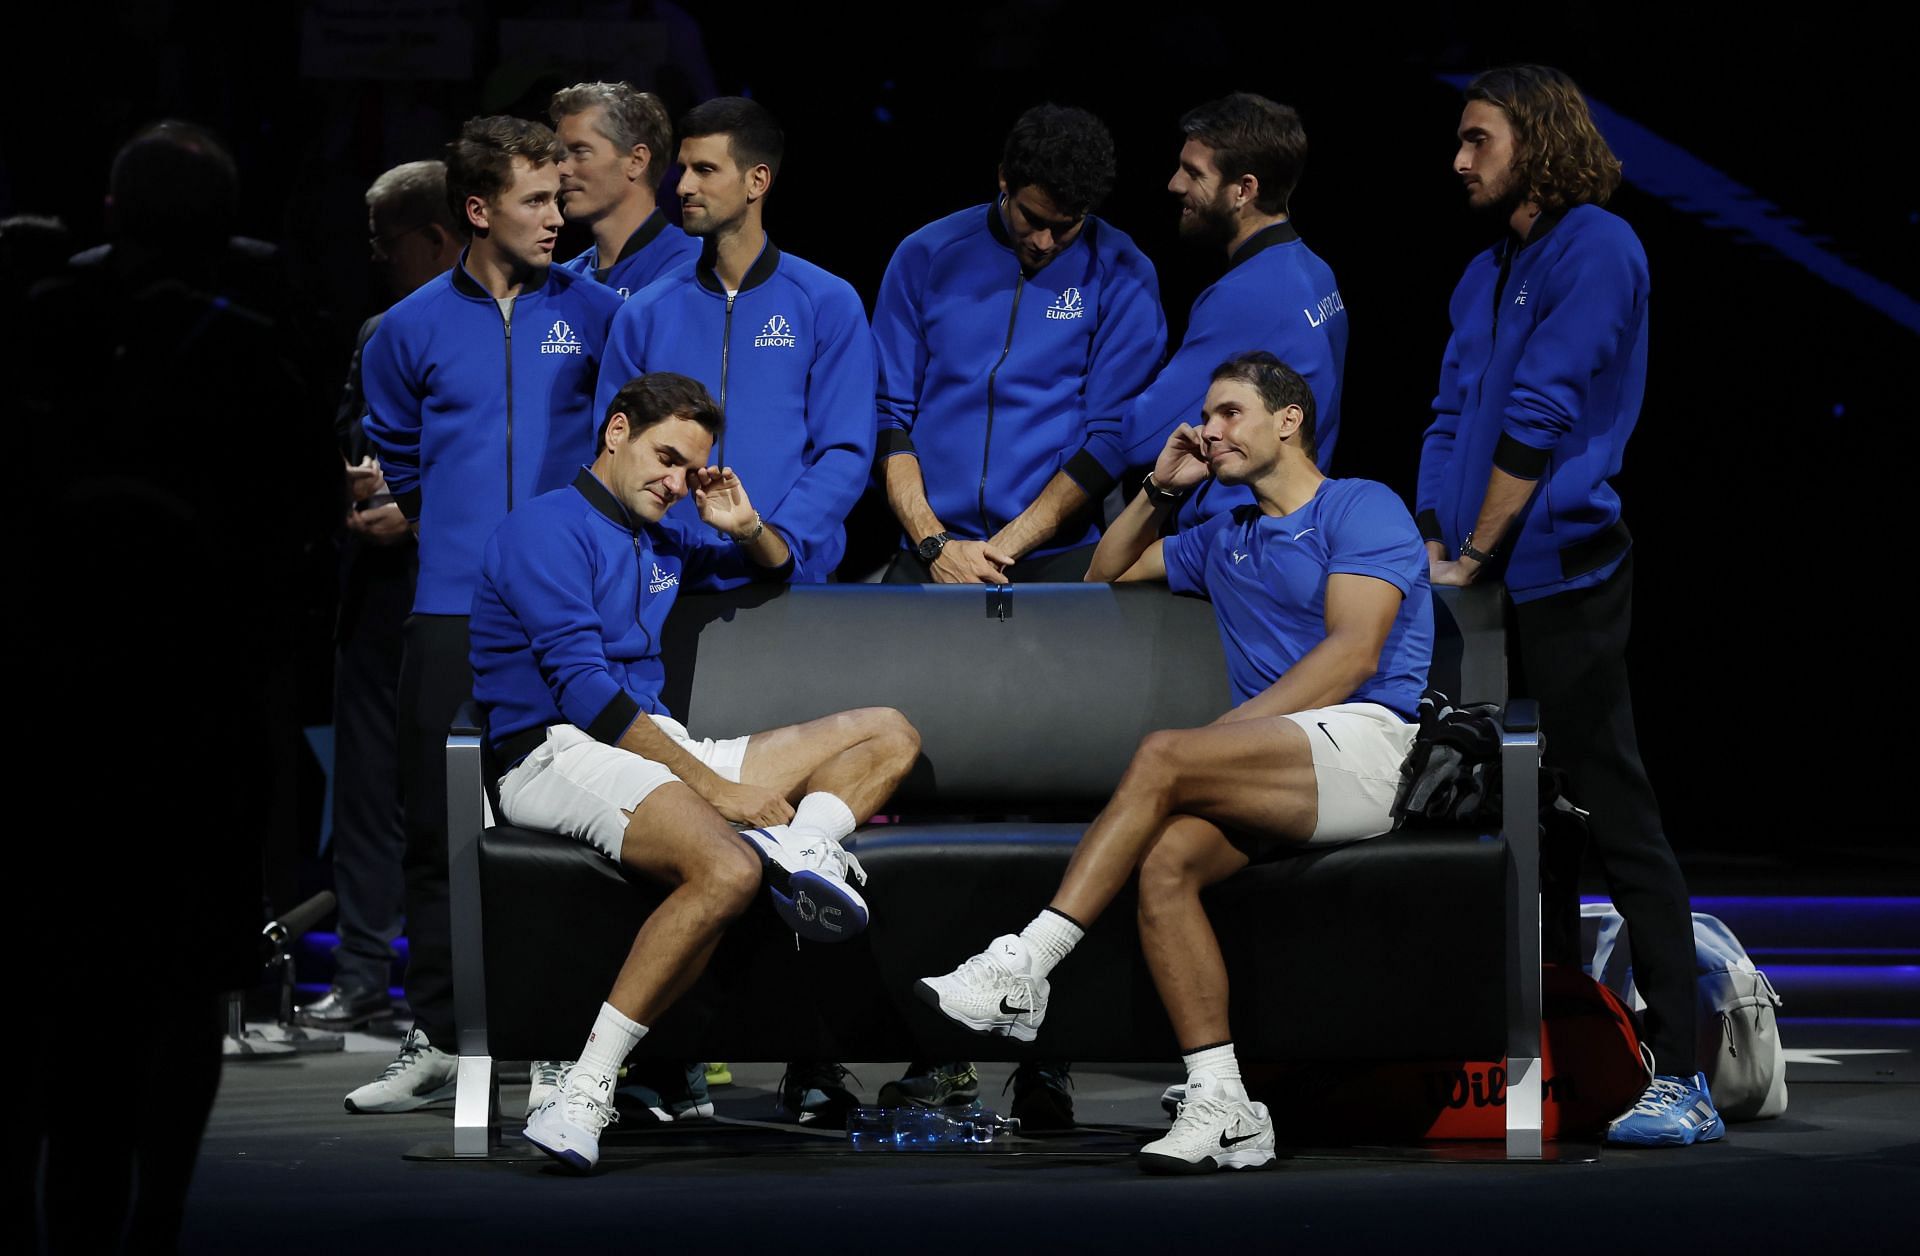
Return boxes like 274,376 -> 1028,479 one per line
1046,287 -> 1085,320
541,319 -> 583,354
754,315 -> 797,348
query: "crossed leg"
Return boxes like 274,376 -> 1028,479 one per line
737,706 -> 921,820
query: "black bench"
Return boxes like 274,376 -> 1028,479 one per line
444,582 -> 1544,1157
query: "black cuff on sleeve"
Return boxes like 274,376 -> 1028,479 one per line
1492,433 -> 1550,480
1416,508 -> 1443,543
396,487 -> 423,521
586,692 -> 642,746
1061,448 -> 1118,501
876,428 -> 918,459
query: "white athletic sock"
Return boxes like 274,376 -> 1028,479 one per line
569,1002 -> 648,1102
791,791 -> 857,842
1018,908 -> 1084,979
1182,1042 -> 1245,1096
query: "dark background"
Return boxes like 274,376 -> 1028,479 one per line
11,1 -> 1911,880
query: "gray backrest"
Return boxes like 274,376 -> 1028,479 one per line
659,582 -> 1506,814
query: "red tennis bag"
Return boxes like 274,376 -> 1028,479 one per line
1246,964 -> 1649,1141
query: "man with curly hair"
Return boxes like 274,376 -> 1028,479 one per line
1419,65 -> 1722,1146
874,103 -> 1166,585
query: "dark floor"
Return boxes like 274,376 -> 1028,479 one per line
183,1032 -> 1918,1254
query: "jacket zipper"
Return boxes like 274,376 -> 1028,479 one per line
717,291 -> 736,467
501,299 -> 516,511
630,532 -> 656,656
980,276 -> 1024,536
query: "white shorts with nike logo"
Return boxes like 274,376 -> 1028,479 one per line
1280,702 -> 1418,845
496,717 -> 752,861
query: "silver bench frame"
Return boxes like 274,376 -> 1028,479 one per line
442,585 -> 1545,1160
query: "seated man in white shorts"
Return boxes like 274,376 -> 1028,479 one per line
918,351 -> 1432,1174
469,372 -> 921,1172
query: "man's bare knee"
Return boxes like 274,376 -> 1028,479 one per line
874,707 -> 921,764
1137,835 -> 1203,911
697,837 -> 762,917
1122,729 -> 1184,796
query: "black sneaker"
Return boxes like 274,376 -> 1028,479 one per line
1008,1061 -> 1075,1130
778,1062 -> 861,1126
879,1061 -> 980,1108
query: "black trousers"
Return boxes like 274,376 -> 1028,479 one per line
882,541 -> 1099,584
329,548 -> 412,994
396,613 -> 471,1047
1510,553 -> 1697,1074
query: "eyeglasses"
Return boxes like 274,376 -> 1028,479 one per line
369,222 -> 431,262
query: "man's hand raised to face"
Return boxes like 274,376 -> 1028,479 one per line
1153,423 -> 1213,493
691,465 -> 760,540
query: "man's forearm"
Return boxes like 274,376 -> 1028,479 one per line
1213,635 -> 1381,725
883,453 -> 947,544
990,470 -> 1090,561
1465,465 -> 1538,555
735,516 -> 792,570
1086,487 -> 1175,582
615,714 -> 729,800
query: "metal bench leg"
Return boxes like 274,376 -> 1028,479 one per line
1502,714 -> 1543,1160
453,1055 -> 498,1157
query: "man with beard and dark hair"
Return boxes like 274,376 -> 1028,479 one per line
1419,65 -> 1721,1147
1114,93 -> 1348,528
872,103 -> 1165,585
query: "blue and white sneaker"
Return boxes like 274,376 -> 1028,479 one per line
523,1076 -> 620,1173
1606,1072 -> 1725,1147
740,824 -> 869,942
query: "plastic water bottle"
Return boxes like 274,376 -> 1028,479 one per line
847,1102 -> 1021,1149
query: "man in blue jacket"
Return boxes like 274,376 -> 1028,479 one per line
1418,66 -> 1720,1147
596,96 -> 873,589
550,81 -> 700,298
476,373 -> 919,1173
350,116 -> 624,1114
873,104 -> 1165,583
1116,93 -> 1348,527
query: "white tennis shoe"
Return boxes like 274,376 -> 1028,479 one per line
915,934 -> 1049,1042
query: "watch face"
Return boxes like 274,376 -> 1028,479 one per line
917,533 -> 947,563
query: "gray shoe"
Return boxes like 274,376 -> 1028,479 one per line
296,985 -> 390,1031
344,1028 -> 457,1113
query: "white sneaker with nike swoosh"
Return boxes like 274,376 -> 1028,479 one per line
1138,1069 -> 1277,1174
915,934 -> 1050,1042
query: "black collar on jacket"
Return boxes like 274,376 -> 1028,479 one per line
603,208 -> 670,274
573,467 -> 639,532
450,248 -> 552,300
693,235 -> 781,295
1227,219 -> 1300,271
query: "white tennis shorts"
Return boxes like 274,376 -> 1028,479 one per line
496,718 -> 751,860
1281,702 -> 1419,845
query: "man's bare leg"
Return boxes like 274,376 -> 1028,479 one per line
1135,815 -> 1256,1050
1051,715 -> 1316,926
603,781 -> 764,1023
736,706 -> 920,819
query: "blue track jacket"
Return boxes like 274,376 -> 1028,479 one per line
595,237 -> 874,587
470,468 -> 791,754
872,202 -> 1165,554
1116,222 -> 1347,527
362,256 -> 622,615
557,208 -> 701,299
1416,205 -> 1647,603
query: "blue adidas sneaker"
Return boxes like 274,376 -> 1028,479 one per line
1606,1072 -> 1725,1147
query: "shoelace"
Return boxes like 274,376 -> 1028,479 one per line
376,1030 -> 432,1082
955,953 -> 1036,1010
1626,1076 -> 1692,1117
560,1086 -> 620,1134
531,1061 -> 567,1090
1171,1093 -> 1242,1141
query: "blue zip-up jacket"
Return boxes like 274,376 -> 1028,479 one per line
362,255 -> 623,614
557,207 -> 701,299
470,468 -> 792,755
872,202 -> 1165,554
1116,222 -> 1347,528
1416,205 -> 1647,603
594,237 -> 875,588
